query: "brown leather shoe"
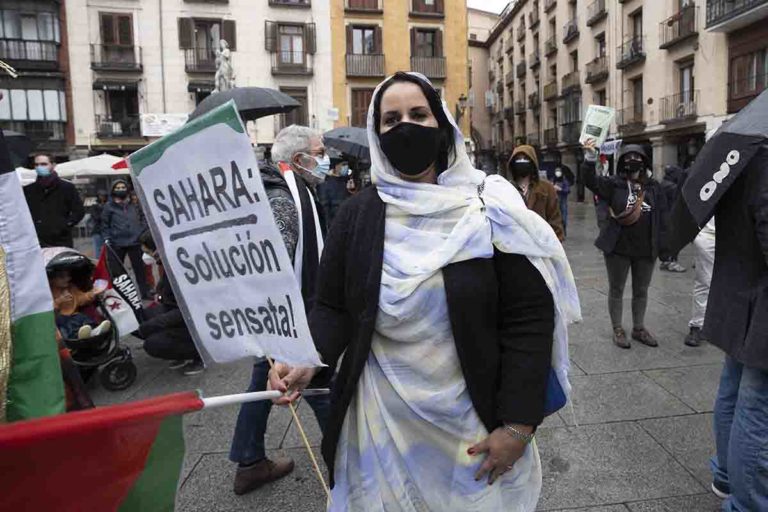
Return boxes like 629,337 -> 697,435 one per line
632,328 -> 658,347
613,327 -> 630,349
233,457 -> 295,495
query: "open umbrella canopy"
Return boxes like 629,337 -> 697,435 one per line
323,127 -> 370,162
2,130 -> 32,169
188,87 -> 300,122
668,89 -> 768,253
55,154 -> 126,179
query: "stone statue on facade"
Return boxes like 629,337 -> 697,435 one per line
214,39 -> 234,93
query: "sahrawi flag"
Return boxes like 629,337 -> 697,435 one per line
0,391 -> 203,511
94,244 -> 143,337
0,128 -> 65,422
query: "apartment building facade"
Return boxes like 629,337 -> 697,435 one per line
66,0 -> 333,156
0,0 -> 70,159
330,0 -> 470,135
486,0 -> 730,177
468,7 -> 499,170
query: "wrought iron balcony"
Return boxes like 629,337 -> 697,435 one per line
271,52 -> 314,76
0,39 -> 58,70
617,106 -> 646,133
706,0 -> 768,31
184,47 -> 216,73
562,70 -> 581,93
544,80 -> 559,101
585,56 -> 609,84
346,54 -> 384,77
587,0 -> 607,27
660,5 -> 698,49
563,18 -> 579,44
95,115 -> 142,138
544,0 -> 556,13
91,45 -> 142,72
544,127 -> 558,146
561,121 -> 582,144
616,36 -> 646,70
517,60 -> 527,78
529,49 -> 541,69
410,56 -> 446,79
545,35 -> 558,57
660,91 -> 699,123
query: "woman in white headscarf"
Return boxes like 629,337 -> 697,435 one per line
270,72 -> 580,511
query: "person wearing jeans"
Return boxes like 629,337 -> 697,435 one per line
581,141 -> 669,349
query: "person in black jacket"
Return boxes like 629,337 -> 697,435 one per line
24,153 -> 85,248
88,190 -> 108,257
266,72 -> 579,509
659,165 -> 687,273
582,140 -> 669,349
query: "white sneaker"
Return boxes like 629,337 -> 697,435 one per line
91,320 -> 112,337
77,324 -> 92,339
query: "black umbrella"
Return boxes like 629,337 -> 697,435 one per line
668,89 -> 768,253
323,127 -> 370,161
0,130 -> 32,169
188,87 -> 300,121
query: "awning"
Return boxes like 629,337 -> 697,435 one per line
187,82 -> 215,93
92,80 -> 139,92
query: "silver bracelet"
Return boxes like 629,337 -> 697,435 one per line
503,424 -> 535,445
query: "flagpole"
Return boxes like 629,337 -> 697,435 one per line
199,389 -> 329,409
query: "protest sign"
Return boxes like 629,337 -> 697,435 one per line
580,105 -> 615,147
128,101 -> 322,367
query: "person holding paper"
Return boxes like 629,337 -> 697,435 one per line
268,72 -> 580,511
581,140 -> 670,349
508,146 -> 565,241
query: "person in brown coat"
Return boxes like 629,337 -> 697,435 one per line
508,145 -> 565,241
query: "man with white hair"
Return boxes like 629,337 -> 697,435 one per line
228,125 -> 331,495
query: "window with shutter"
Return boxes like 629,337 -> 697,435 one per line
351,89 -> 374,127
305,23 -> 316,55
279,87 -> 308,128
178,18 -> 193,49
352,26 -> 376,55
101,14 -> 116,45
100,13 -> 133,46
265,21 -> 278,52
278,25 -> 305,65
222,20 -> 236,51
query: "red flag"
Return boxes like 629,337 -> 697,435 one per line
0,392 -> 203,512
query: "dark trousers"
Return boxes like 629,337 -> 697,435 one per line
604,253 -> 655,329
229,360 -> 331,465
140,305 -> 199,362
108,244 -> 150,299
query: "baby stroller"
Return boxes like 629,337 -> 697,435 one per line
44,248 -> 138,391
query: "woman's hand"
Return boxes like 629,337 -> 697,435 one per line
468,424 -> 533,485
582,138 -> 598,155
267,362 -> 318,406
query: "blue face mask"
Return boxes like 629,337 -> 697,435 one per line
313,154 -> 331,176
35,165 -> 51,177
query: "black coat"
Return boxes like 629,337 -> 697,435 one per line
101,200 -> 146,247
582,160 -> 670,259
310,187 -> 555,486
24,177 -> 85,248
705,152 -> 768,369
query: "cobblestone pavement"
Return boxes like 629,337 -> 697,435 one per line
91,201 -> 724,511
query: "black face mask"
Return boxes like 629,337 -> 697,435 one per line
621,159 -> 645,177
113,190 -> 128,199
379,122 -> 441,176
511,160 -> 536,179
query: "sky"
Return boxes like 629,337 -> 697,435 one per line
466,0 -> 509,14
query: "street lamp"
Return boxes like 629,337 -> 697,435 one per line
455,94 -> 468,123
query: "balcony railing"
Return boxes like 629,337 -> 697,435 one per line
587,0 -> 607,27
561,121 -> 582,144
527,131 -> 541,146
563,18 -> 579,44
529,10 -> 540,29
91,45 -> 142,71
528,91 -> 541,110
345,0 -> 381,11
514,99 -> 527,115
544,0 -> 556,12
660,5 -> 698,49
585,56 -> 609,84
517,61 -> 527,78
506,70 -> 515,84
544,80 -> 559,100
184,47 -> 216,72
1,120 -> 65,145
544,127 -> 558,145
269,0 -> 311,6
272,52 -> 314,75
562,70 -> 581,93
660,91 -> 699,123
346,54 -> 384,77
517,22 -> 527,41
706,0 -> 768,30
411,56 -> 446,79
529,50 -> 541,69
545,35 -> 558,57
95,115 -> 141,138
616,36 -> 646,69
0,39 -> 58,69
617,106 -> 646,132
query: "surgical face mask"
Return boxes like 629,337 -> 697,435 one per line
297,153 -> 330,183
339,164 -> 350,177
35,165 -> 51,177
142,252 -> 156,266
555,169 -> 563,179
379,122 -> 441,176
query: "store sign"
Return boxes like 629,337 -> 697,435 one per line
140,113 -> 189,138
